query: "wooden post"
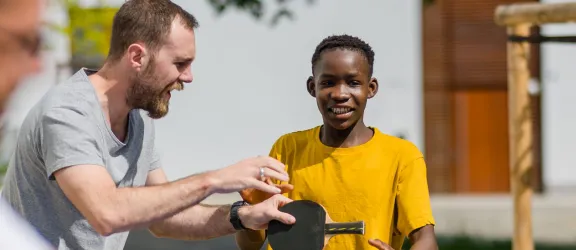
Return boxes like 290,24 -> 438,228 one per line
495,2 -> 576,250
495,2 -> 576,26
506,23 -> 534,250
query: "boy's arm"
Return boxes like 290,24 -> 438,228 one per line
235,180 -> 293,250
235,137 -> 288,250
369,225 -> 437,250
369,154 -> 437,250
408,225 -> 438,250
235,229 -> 267,250
235,187 -> 271,250
396,156 -> 438,250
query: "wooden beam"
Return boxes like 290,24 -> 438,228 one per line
506,23 -> 534,250
495,2 -> 576,26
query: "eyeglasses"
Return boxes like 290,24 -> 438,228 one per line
0,25 -> 42,57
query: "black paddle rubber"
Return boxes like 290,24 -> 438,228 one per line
267,200 -> 326,250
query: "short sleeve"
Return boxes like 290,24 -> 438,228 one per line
149,145 -> 162,171
268,138 -> 282,162
268,136 -> 286,186
41,107 -> 105,180
146,118 -> 162,171
396,157 -> 436,236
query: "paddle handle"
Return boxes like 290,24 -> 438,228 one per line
324,221 -> 365,235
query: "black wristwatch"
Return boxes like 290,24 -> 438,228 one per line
230,200 -> 249,230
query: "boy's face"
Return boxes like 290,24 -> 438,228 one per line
307,49 -> 378,130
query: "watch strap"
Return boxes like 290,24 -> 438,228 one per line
230,200 -> 248,230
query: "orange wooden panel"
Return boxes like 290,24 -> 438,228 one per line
453,90 -> 510,193
423,2 -> 456,193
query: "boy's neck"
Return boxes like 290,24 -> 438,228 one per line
320,121 -> 374,148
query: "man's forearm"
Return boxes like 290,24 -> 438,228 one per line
98,172 -> 216,235
149,204 -> 236,240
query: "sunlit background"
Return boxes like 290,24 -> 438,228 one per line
1,0 -> 575,249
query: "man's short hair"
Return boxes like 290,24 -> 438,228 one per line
107,0 -> 199,61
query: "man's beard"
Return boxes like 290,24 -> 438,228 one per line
126,60 -> 183,119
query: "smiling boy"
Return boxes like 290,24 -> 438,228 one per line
236,34 -> 438,250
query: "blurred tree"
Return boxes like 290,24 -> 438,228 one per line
208,0 -> 316,26
0,164 -> 6,187
214,0 -> 437,25
423,0 -> 435,7
44,0 -> 315,68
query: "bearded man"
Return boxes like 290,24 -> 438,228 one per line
1,1 -> 296,250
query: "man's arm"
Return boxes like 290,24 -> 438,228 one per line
145,168 -> 236,240
44,107 -> 289,237
44,107 -> 219,236
55,154 -> 289,237
150,203 -> 236,240
54,165 -> 217,236
145,169 -> 295,240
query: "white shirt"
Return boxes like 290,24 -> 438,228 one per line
0,198 -> 54,250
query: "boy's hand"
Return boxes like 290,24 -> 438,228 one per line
368,239 -> 395,250
239,178 -> 293,204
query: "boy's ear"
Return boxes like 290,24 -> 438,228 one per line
368,77 -> 379,99
306,76 -> 316,97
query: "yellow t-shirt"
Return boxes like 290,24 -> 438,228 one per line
259,126 -> 435,250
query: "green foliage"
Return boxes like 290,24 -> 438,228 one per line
0,162 -> 7,188
423,0 -> 435,7
44,0 -> 117,68
401,236 -> 575,250
0,163 -> 7,176
68,7 -> 117,67
38,0 -> 439,60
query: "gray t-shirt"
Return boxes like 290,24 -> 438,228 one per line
1,69 -> 162,250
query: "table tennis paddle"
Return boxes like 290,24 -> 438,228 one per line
267,200 -> 365,250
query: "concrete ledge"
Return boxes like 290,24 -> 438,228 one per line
431,194 -> 576,244
202,193 -> 576,244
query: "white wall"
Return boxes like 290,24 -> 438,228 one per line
3,0 -> 423,180
8,0 -> 573,191
541,0 -> 576,191
153,0 -> 423,179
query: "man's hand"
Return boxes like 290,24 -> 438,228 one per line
237,194 -> 296,230
209,156 -> 290,194
239,178 -> 293,204
368,239 -> 395,250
